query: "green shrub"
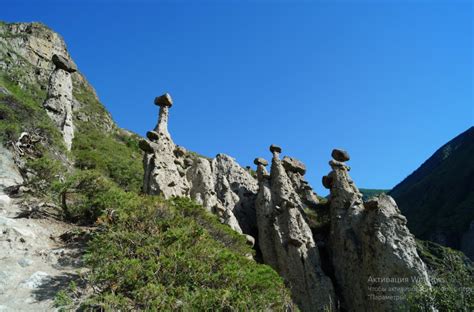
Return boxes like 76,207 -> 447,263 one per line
25,154 -> 65,196
408,240 -> 474,311
0,74 -> 63,148
52,170 -> 139,224
72,126 -> 143,193
83,195 -> 293,311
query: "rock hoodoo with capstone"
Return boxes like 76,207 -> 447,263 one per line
140,94 -> 259,236
254,145 -> 335,312
324,148 -> 432,312
43,54 -> 76,150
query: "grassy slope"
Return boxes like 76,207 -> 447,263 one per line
0,22 -> 293,309
390,127 -> 474,249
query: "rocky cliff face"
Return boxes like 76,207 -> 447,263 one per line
140,94 -> 258,237
139,92 -> 440,311
254,146 -> 335,311
0,22 -> 114,150
323,150 -> 432,312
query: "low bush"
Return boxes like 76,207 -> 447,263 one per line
408,240 -> 474,311
83,195 -> 293,311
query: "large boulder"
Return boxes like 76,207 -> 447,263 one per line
52,54 -> 77,73
282,156 -> 306,175
331,148 -> 350,162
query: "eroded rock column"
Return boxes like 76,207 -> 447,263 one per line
323,149 -> 432,312
255,145 -> 335,312
43,54 -> 77,150
139,95 -> 259,237
154,93 -> 172,138
141,93 -> 188,197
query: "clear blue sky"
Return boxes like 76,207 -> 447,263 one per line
4,0 -> 473,195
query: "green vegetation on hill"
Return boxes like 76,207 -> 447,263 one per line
408,240 -> 474,311
0,54 -> 293,309
82,195 -> 292,310
0,75 -> 63,148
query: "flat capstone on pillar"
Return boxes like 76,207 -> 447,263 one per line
254,157 -> 269,181
269,144 -> 282,159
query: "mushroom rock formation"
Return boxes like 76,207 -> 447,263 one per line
282,156 -> 319,208
140,94 -> 258,236
324,149 -> 432,312
255,146 -> 335,312
43,54 -> 76,150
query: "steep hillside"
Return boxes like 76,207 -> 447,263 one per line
390,127 -> 474,259
0,21 -> 472,311
0,22 -> 292,310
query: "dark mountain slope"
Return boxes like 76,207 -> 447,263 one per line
390,127 -> 474,258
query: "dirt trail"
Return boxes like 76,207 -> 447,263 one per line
0,146 -> 84,311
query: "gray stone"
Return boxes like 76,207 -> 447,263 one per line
0,146 -> 24,190
142,98 -> 258,236
363,198 -> 379,210
255,149 -> 335,311
17,258 -> 33,268
43,61 -> 75,150
322,175 -> 333,189
154,95 -> 172,137
20,271 -> 49,289
269,144 -> 282,154
282,156 -> 306,175
331,148 -> 350,162
324,150 -> 432,312
184,158 -> 194,167
245,234 -> 255,247
52,54 -> 77,73
253,157 -> 268,166
154,93 -> 173,107
139,139 -> 155,153
146,131 -> 159,141
174,146 -> 187,157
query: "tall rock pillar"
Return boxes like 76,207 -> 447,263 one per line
323,149 -> 432,312
43,54 -> 76,150
255,145 -> 335,312
154,93 -> 173,138
140,94 -> 259,239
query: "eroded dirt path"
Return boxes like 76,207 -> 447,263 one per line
0,146 -> 85,311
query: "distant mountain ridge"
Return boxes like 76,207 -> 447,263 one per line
390,126 -> 474,259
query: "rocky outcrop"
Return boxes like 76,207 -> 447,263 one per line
323,149 -> 432,312
254,146 -> 335,312
0,23 -> 71,84
141,94 -> 258,236
0,22 -> 116,149
43,54 -> 76,150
